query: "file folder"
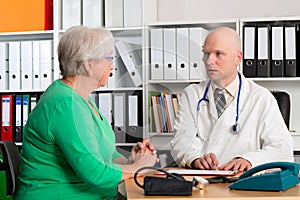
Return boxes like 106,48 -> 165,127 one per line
106,69 -> 115,89
22,94 -> 30,128
124,0 -> 142,27
243,26 -> 257,77
257,25 -> 270,77
164,93 -> 175,132
30,93 -> 38,112
148,91 -> 161,133
1,95 -> 14,141
176,28 -> 189,80
21,41 -> 33,90
62,0 -> 81,29
150,28 -> 164,80
8,41 -> 21,90
151,95 -> 163,133
0,42 -> 8,90
163,28 -> 177,80
113,47 -> 128,87
82,0 -> 104,28
32,40 -> 41,90
126,91 -> 143,143
106,53 -> 115,89
14,95 -> 22,142
189,27 -> 209,80
271,25 -> 284,77
98,93 -> 113,126
160,92 -> 171,132
115,40 -> 143,87
284,24 -> 297,77
113,93 -> 126,143
104,0 -> 123,28
40,40 -> 53,90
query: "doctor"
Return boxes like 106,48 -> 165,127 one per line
170,27 -> 294,172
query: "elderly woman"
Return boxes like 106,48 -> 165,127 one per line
14,26 -> 157,200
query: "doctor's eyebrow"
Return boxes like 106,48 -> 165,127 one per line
202,49 -> 226,57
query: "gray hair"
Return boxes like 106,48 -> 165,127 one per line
57,26 -> 114,77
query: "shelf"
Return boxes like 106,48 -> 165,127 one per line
240,16 -> 300,23
0,89 -> 45,93
148,80 -> 203,84
0,30 -> 54,36
95,87 -> 143,92
148,18 -> 238,30
115,143 -> 136,146
249,77 -> 300,81
148,133 -> 174,137
0,31 -> 53,41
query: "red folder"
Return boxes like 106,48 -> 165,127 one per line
1,95 -> 14,141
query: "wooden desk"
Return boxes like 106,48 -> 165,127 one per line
125,176 -> 300,199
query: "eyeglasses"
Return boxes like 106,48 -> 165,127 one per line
105,56 -> 114,61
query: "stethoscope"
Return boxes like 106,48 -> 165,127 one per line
197,72 -> 242,134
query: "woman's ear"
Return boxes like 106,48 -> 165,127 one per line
82,60 -> 92,74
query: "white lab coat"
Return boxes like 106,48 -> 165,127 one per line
170,74 -> 294,168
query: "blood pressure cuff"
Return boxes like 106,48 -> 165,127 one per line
134,166 -> 193,196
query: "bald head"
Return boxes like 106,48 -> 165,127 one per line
202,27 -> 243,87
204,27 -> 241,51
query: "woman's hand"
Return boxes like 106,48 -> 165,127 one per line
129,138 -> 158,163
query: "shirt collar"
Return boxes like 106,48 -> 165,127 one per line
211,74 -> 239,98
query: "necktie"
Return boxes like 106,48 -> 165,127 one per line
214,88 -> 226,118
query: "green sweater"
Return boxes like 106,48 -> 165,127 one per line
14,80 -> 122,200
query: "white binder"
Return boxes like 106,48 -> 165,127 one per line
30,94 -> 38,112
104,0 -> 123,28
127,91 -> 143,142
98,93 -> 113,125
40,40 -> 53,90
115,40 -> 143,87
257,25 -> 270,77
113,46 -> 128,87
62,0 -> 81,29
163,28 -> 176,80
150,28 -> 164,80
284,25 -> 297,77
176,28 -> 189,80
8,41 -> 21,90
271,25 -> 284,77
82,0 -> 104,28
243,26 -> 257,77
113,93 -> 126,143
106,64 -> 115,89
32,41 -> 41,90
189,27 -> 208,80
21,41 -> 33,90
124,0 -> 142,27
0,42 -> 8,90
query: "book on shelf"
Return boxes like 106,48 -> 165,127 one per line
148,91 -> 181,134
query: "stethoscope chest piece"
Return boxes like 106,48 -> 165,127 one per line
231,123 -> 240,134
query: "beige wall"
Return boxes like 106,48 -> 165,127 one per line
157,0 -> 300,22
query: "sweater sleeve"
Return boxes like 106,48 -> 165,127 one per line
49,97 -> 122,189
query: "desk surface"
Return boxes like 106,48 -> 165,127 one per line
125,176 -> 300,200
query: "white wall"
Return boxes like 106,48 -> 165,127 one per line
157,0 -> 300,22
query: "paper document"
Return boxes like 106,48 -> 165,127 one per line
160,169 -> 236,176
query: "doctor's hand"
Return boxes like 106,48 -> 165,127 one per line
218,158 -> 252,171
191,153 -> 219,170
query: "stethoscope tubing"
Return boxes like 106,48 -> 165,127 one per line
196,72 -> 242,133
